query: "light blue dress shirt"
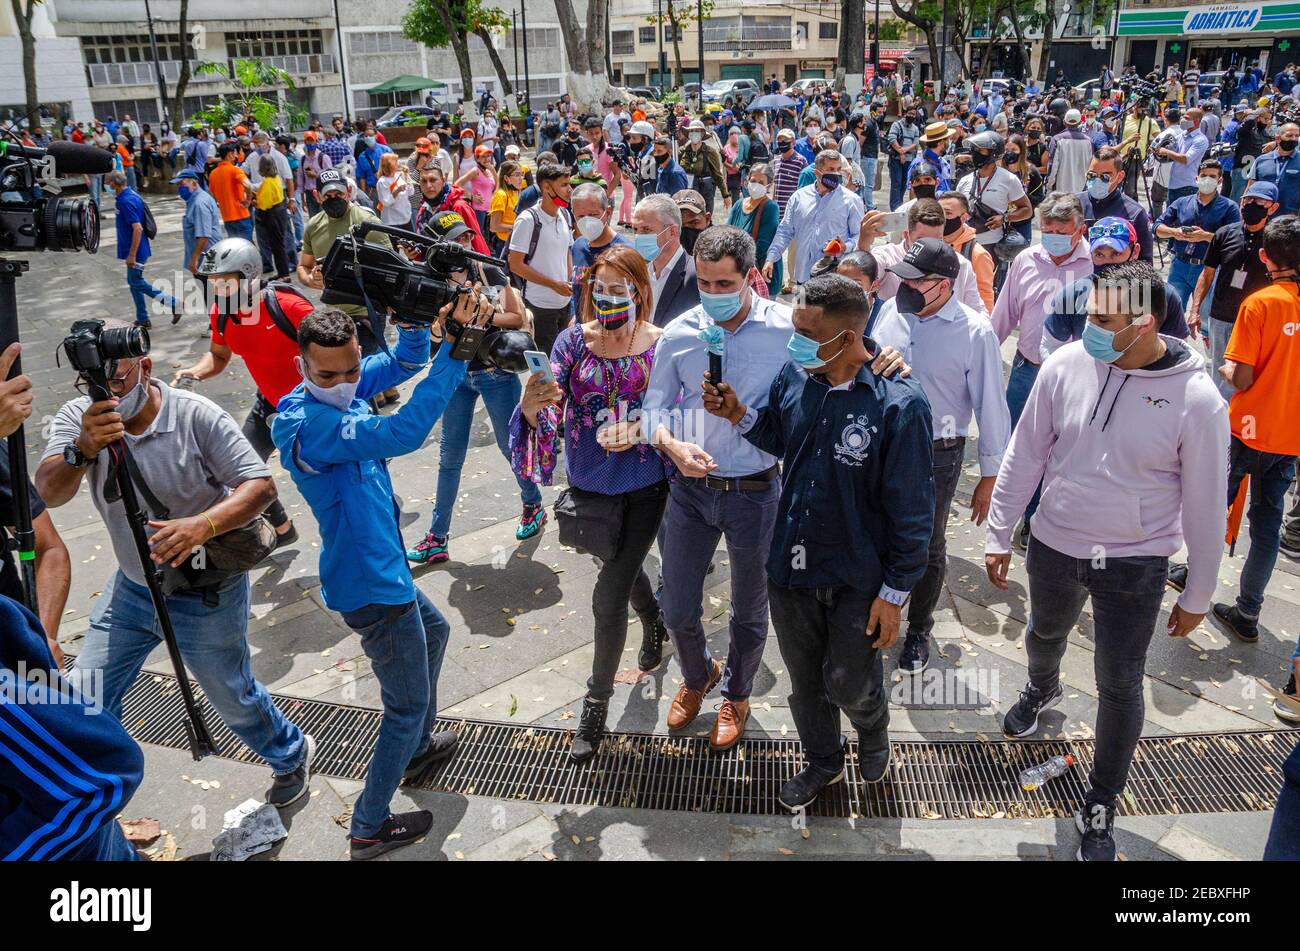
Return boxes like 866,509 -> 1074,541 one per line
764,183 -> 864,283
182,189 -> 224,265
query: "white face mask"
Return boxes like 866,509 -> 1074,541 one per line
296,356 -> 358,411
1197,176 -> 1219,195
576,215 -> 605,242
746,182 -> 768,199
689,132 -> 702,145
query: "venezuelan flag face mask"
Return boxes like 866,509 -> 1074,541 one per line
593,292 -> 635,331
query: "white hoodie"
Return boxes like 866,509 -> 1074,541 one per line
986,336 -> 1229,614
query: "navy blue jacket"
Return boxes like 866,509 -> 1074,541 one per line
1,596 -> 143,860
742,360 -> 935,595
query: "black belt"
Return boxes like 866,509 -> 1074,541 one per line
1173,253 -> 1206,265
683,465 -> 778,492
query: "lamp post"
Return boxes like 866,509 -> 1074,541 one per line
658,0 -> 666,89
513,9 -> 521,101
333,0 -> 351,122
698,0 -> 705,97
143,0 -> 171,126
521,1 -> 531,116
939,0 -> 948,95
874,0 -> 881,76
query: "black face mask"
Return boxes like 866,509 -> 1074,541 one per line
567,132 -> 580,141
896,281 -> 937,314
681,227 -> 702,254
1004,153 -> 1020,165
1242,202 -> 1270,226
943,216 -> 963,236
912,183 -> 937,199
776,140 -> 792,153
654,151 -> 669,165
322,196 -> 348,218
1281,139 -> 1298,153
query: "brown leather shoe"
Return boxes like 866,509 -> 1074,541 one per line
666,659 -> 724,730
709,698 -> 749,751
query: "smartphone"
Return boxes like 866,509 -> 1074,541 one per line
450,324 -> 488,362
879,210 -> 908,233
1180,225 -> 1196,234
524,350 -> 554,383
708,351 -> 722,385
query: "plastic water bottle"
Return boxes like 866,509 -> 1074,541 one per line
1019,754 -> 1074,792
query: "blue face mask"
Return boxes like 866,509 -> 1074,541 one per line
634,231 -> 662,262
787,329 -> 848,370
1040,232 -> 1076,256
179,184 -> 196,202
1086,176 -> 1112,201
700,289 -> 743,323
1082,317 -> 1144,364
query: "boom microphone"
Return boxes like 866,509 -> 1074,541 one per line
1,140 -> 115,175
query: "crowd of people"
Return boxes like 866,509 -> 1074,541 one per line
4,68 -> 1300,865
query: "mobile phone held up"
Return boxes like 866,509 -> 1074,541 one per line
524,350 -> 555,383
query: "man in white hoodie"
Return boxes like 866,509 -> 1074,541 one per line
984,260 -> 1228,862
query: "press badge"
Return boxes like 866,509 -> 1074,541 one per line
1231,269 -> 1247,289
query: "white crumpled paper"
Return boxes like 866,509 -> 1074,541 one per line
210,798 -> 288,861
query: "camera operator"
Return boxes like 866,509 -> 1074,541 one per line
35,323 -> 314,809
1078,146 -> 1154,263
170,237 -> 306,547
1154,107 -> 1209,204
271,297 -> 484,859
0,343 -> 70,662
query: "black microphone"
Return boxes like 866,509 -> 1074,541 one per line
3,140 -> 115,175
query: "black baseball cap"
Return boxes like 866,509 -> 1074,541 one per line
428,210 -> 471,241
316,168 -> 348,196
889,237 -> 960,281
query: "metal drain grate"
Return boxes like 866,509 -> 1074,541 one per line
109,666 -> 1293,819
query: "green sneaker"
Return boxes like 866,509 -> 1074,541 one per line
516,502 -> 547,540
406,532 -> 449,564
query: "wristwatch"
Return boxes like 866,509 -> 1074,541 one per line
62,442 -> 93,469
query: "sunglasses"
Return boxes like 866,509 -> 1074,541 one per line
1088,222 -> 1131,241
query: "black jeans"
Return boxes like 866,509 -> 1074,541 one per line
1025,537 -> 1167,807
906,438 -> 963,638
768,582 -> 888,772
242,393 -> 289,529
587,481 -> 669,701
255,202 -> 291,279
529,304 -> 570,362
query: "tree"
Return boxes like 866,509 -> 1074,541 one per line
890,0 -> 942,86
553,0 -> 613,111
10,0 -> 44,134
404,0 -> 475,105
835,0 -> 867,94
193,59 -> 305,130
169,0 -> 192,127
644,1 -> 713,93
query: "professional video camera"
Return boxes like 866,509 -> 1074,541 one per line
1208,140 -> 1236,160
320,219 -> 536,371
1118,76 -> 1161,102
0,138 -> 108,253
58,318 -> 219,760
1149,126 -> 1181,163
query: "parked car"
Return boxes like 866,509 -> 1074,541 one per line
682,82 -> 704,100
1198,70 -> 1227,101
374,105 -> 440,129
702,79 -> 759,109
787,78 -> 828,96
626,85 -> 664,101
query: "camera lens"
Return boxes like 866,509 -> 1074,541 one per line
40,196 -> 100,252
99,324 -> 150,360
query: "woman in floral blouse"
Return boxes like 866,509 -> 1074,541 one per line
511,244 -> 699,763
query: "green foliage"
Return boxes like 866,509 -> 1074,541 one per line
403,0 -> 511,45
876,19 -> 907,42
644,0 -> 715,27
192,59 -> 299,129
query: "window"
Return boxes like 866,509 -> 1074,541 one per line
226,29 -> 324,60
702,15 -> 791,51
819,22 -> 837,40
82,34 -> 185,65
349,31 -> 418,55
663,24 -> 684,43
91,97 -> 161,125
612,29 -> 635,56
639,26 -> 656,44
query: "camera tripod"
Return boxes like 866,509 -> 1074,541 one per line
0,257 -> 37,616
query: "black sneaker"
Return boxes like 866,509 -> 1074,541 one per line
1002,682 -> 1062,737
1212,602 -> 1259,643
898,632 -> 929,675
1075,800 -> 1118,861
857,724 -> 891,783
778,763 -> 845,811
349,810 -> 433,860
1274,673 -> 1300,724
402,730 -> 459,783
273,522 -> 299,550
1013,519 -> 1030,553
569,697 -> 609,764
637,610 -> 668,671
1166,562 -> 1188,592
266,734 -> 316,807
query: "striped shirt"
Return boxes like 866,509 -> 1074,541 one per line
771,150 -> 808,217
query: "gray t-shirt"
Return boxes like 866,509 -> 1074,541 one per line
42,380 -> 271,586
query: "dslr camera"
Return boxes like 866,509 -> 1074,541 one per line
61,319 -> 149,376
0,142 -> 100,254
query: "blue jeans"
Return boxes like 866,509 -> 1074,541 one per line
428,369 -> 542,538
1209,316 -> 1235,401
1025,538 -> 1168,806
1006,352 -> 1043,523
71,570 -> 305,775
125,263 -> 178,324
225,217 -> 254,240
124,167 -> 137,191
861,157 -> 878,210
1167,256 -> 1203,308
1230,167 -> 1250,202
888,157 -> 907,210
1228,436 -> 1297,618
660,478 -> 780,700
88,175 -> 104,209
1265,737 -> 1300,860
340,590 -> 450,838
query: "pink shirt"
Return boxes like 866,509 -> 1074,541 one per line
990,239 -> 1093,361
469,166 -> 495,211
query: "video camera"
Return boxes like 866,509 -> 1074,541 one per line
0,139 -> 105,254
61,318 -> 150,376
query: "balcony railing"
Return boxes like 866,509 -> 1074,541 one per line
87,60 -> 224,87
703,37 -> 793,51
257,53 -> 335,75
613,40 -> 636,56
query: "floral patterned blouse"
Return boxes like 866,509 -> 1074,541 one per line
509,324 -> 667,494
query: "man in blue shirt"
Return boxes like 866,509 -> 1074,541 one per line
702,273 -> 934,809
907,122 -> 953,193
172,169 -> 223,317
273,301 -> 476,859
355,133 -> 394,191
651,135 -> 689,195
108,171 -> 179,328
1155,106 -> 1209,203
1249,121 -> 1300,214
1155,158 -> 1241,307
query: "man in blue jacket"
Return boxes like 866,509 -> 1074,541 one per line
702,273 -> 935,810
272,298 -> 483,859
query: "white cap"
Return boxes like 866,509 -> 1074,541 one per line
1064,108 -> 1082,125
631,120 -> 655,137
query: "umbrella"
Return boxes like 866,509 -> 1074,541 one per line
748,94 -> 798,111
1227,475 -> 1249,556
367,75 -> 447,95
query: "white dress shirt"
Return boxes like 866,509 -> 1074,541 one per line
649,245 -> 685,313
